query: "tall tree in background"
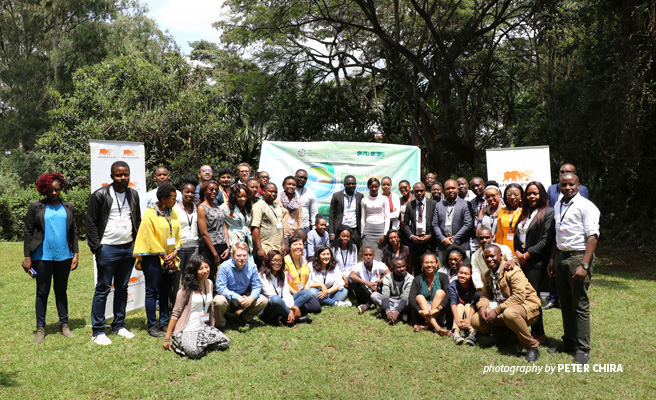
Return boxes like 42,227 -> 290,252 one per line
218,0 -> 538,175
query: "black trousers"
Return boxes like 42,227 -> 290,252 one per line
34,259 -> 71,328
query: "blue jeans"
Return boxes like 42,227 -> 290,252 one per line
310,287 -> 348,306
261,289 -> 314,321
142,256 -> 169,327
91,243 -> 134,336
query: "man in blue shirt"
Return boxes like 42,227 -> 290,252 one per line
213,242 -> 267,329
544,163 -> 590,310
547,163 -> 589,207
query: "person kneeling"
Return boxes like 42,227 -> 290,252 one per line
349,247 -> 389,314
449,264 -> 477,346
380,257 -> 413,325
471,245 -> 541,362
214,242 -> 268,329
163,255 -> 229,358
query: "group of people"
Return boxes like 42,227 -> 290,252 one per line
22,161 -> 599,364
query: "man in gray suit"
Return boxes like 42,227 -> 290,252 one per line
402,182 -> 437,275
328,175 -> 364,248
432,179 -> 473,263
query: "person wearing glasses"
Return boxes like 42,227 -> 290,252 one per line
195,165 -> 223,205
237,162 -> 251,185
256,171 -> 270,197
477,182 -> 502,238
23,173 -> 79,344
496,183 -> 524,252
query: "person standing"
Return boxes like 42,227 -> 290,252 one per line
133,184 -> 182,337
246,177 -> 262,202
360,178 -> 390,261
496,183 -> 523,252
295,169 -> 318,233
402,183 -> 436,275
432,179 -> 473,264
221,184 -> 254,254
87,161 -> 141,345
328,175 -> 364,248
197,181 -> 230,284
216,167 -> 233,205
381,176 -> 401,230
545,163 -> 590,310
145,167 -> 181,207
256,171 -> 270,197
251,183 -> 285,260
456,177 -> 475,202
468,177 -> 487,252
547,173 -> 599,365
276,176 -> 304,243
195,165 -> 223,205
23,173 -> 79,343
237,162 -> 251,185
423,173 -> 437,199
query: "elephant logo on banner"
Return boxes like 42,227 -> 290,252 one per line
98,148 -> 113,156
503,170 -> 535,182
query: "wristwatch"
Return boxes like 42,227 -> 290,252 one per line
580,263 -> 589,270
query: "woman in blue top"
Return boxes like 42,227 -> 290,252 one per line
23,173 -> 79,344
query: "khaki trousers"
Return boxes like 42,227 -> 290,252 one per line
471,304 -> 538,349
213,295 -> 268,327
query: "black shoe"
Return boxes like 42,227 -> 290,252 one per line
147,325 -> 164,338
542,301 -> 559,311
547,344 -> 575,354
298,315 -> 313,324
159,324 -> 168,332
240,318 -> 252,329
573,352 -> 590,364
525,348 -> 540,362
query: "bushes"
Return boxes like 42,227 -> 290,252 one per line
0,185 -> 90,242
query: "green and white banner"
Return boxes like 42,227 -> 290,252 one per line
259,141 -> 421,219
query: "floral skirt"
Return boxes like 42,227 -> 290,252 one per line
172,325 -> 230,359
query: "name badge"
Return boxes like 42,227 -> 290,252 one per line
506,232 -> 514,241
417,221 -> 426,235
445,219 -> 452,226
166,237 -> 176,246
288,217 -> 295,225
276,222 -> 283,230
200,313 -> 210,323
116,219 -> 128,229
489,301 -> 498,309
298,283 -> 303,291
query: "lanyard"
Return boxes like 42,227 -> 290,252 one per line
165,213 -> 173,237
507,209 -> 519,231
345,194 -> 354,210
291,256 -> 303,283
268,204 -> 279,220
322,269 -> 328,285
446,203 -> 455,220
200,280 -> 208,312
114,189 -> 128,217
272,274 -> 281,296
183,204 -> 194,227
559,200 -> 573,226
340,249 -> 348,266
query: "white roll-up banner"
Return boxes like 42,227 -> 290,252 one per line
486,145 -> 552,191
89,140 -> 147,318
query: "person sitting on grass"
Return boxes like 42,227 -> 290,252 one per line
380,257 -> 414,325
213,242 -> 268,329
306,215 -> 329,260
308,245 -> 350,307
449,264 -> 477,346
285,235 -> 322,314
163,255 -> 230,358
471,245 -> 542,362
349,247 -> 389,314
409,252 -> 449,335
259,250 -> 313,326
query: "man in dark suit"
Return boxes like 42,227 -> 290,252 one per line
402,182 -> 437,275
329,175 -> 364,248
432,179 -> 473,264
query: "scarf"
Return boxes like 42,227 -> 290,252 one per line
280,191 -> 300,212
420,273 -> 440,301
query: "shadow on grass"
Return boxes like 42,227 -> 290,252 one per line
37,318 -> 87,335
596,244 -> 656,282
0,370 -> 19,388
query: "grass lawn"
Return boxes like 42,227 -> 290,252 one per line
1,241 -> 655,399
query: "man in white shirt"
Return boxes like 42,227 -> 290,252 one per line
547,173 -> 600,365
457,177 -> 476,202
87,161 -> 141,345
470,227 -> 516,290
294,169 -> 318,233
349,247 -> 389,313
145,167 -> 181,207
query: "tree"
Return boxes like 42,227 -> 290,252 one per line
36,52 -> 240,187
218,0 -> 539,176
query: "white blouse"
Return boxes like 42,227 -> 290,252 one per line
361,195 -> 390,234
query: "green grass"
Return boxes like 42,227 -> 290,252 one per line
1,242 -> 655,399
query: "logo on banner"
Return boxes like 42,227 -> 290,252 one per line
122,149 -> 140,159
502,170 -> 536,183
307,163 -> 337,200
97,148 -> 114,158
298,149 -> 307,157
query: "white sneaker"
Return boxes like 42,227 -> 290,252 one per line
342,300 -> 352,307
335,300 -> 352,307
92,334 -> 112,346
115,328 -> 135,339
